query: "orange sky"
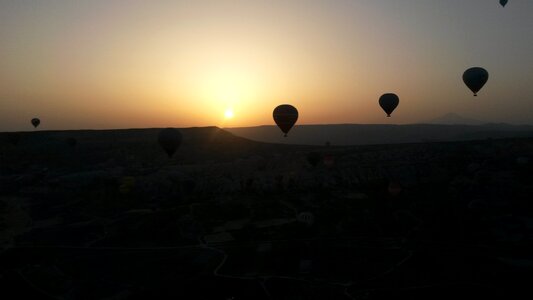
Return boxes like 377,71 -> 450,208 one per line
1,1 -> 532,131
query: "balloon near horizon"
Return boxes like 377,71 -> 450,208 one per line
379,94 -> 400,117
463,67 -> 489,97
273,104 -> 299,137
31,118 -> 40,129
158,128 -> 182,158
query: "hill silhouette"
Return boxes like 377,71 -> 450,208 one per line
428,113 -> 484,125
226,123 -> 533,146
1,127 -> 533,299
0,127 -> 303,172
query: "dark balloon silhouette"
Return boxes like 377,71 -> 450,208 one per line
307,152 -> 322,167
273,104 -> 298,137
66,137 -> 77,148
158,128 -> 182,158
463,67 -> 489,96
31,118 -> 40,128
500,0 -> 508,7
379,93 -> 399,117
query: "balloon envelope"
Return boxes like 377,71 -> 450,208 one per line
273,104 -> 298,137
31,118 -> 40,128
379,93 -> 399,117
463,67 -> 489,96
158,128 -> 182,158
500,0 -> 508,7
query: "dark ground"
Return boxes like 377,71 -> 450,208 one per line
1,127 -> 533,299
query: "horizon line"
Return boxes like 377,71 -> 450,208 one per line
3,121 -> 533,133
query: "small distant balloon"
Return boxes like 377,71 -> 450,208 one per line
379,94 -> 399,117
500,0 -> 508,7
31,118 -> 40,128
273,104 -> 298,137
158,128 -> 182,158
463,67 -> 489,96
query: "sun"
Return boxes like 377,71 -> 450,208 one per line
224,108 -> 234,119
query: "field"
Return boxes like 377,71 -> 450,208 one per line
1,127 -> 533,299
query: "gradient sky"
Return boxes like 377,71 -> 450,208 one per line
1,0 -> 532,131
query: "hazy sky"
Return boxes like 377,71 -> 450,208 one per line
1,0 -> 532,130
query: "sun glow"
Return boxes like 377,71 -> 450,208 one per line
224,108 -> 234,119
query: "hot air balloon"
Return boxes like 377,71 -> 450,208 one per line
158,128 -> 182,158
463,67 -> 489,96
379,93 -> 399,117
273,104 -> 298,137
500,0 -> 508,7
31,118 -> 40,128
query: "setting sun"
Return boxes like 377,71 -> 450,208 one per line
224,109 -> 234,119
